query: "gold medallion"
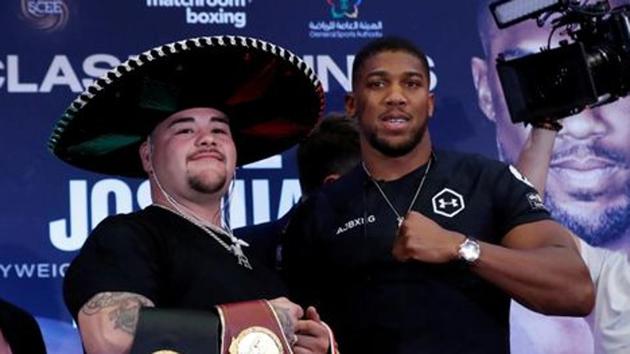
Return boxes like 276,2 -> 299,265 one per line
228,326 -> 284,354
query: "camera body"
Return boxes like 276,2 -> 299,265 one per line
495,1 -> 630,124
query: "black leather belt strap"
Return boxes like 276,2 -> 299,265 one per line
130,307 -> 220,354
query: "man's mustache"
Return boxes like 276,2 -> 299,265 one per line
551,143 -> 628,167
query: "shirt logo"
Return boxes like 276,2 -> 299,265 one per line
336,214 -> 376,235
432,188 -> 465,217
526,192 -> 547,210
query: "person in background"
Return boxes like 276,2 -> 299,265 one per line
236,113 -> 361,270
514,126 -> 630,354
472,1 -> 630,352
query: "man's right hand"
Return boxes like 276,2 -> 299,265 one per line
294,306 -> 333,354
269,298 -> 334,353
268,297 -> 304,345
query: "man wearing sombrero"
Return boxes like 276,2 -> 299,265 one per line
50,36 -> 333,354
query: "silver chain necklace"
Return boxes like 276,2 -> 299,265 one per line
153,203 -> 252,270
362,156 -> 433,228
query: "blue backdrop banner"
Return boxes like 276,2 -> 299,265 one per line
1,1 -> 628,353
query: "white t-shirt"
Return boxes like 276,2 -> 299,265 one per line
510,240 -> 630,354
579,239 -> 630,354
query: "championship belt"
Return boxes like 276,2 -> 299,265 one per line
129,308 -> 221,354
216,300 -> 293,354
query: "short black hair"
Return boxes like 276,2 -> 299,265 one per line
351,36 -> 430,89
297,113 -> 361,196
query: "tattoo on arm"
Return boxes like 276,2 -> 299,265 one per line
274,307 -> 296,340
81,292 -> 154,335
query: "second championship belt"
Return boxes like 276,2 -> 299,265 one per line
216,299 -> 294,354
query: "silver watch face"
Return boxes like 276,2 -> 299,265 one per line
459,239 -> 480,262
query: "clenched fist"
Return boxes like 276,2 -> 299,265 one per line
392,210 -> 466,263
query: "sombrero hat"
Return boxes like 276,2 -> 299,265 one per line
48,35 -> 325,177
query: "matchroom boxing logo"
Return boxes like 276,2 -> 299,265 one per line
20,0 -> 70,32
145,0 -> 252,29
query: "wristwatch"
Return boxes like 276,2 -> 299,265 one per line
458,237 -> 481,263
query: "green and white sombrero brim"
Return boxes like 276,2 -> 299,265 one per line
48,35 -> 325,177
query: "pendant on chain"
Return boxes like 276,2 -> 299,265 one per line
363,156 -> 433,232
232,244 -> 253,270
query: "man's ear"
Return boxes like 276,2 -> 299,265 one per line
344,93 -> 357,119
427,92 -> 435,118
139,140 -> 153,175
471,57 -> 496,122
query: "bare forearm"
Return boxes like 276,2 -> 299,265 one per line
516,128 -> 557,196
396,207 -> 593,317
78,292 -> 154,354
472,238 -> 593,316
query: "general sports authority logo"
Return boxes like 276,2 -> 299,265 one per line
432,188 -> 465,218
327,0 -> 362,19
309,0 -> 382,39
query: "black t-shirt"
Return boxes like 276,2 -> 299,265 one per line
283,150 -> 552,354
64,206 -> 287,320
233,210 -> 294,271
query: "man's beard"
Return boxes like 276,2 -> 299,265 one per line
546,142 -> 630,247
366,120 -> 427,158
498,139 -> 630,247
187,172 -> 227,194
545,186 -> 630,247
